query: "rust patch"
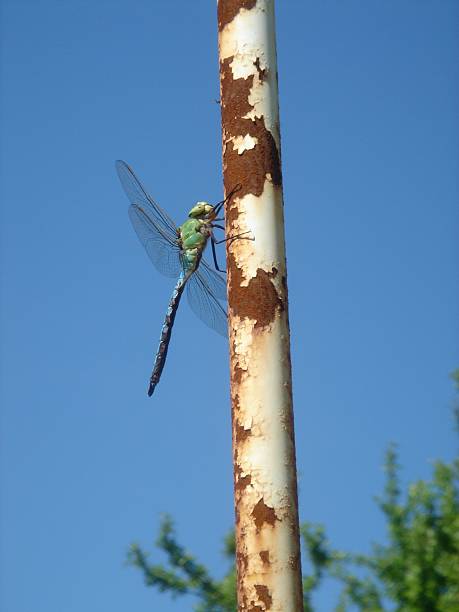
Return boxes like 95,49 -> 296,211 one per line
229,264 -> 284,328
259,550 -> 270,564
235,502 -> 240,525
237,473 -> 252,491
219,57 -> 282,213
223,116 -> 282,205
236,548 -> 248,573
234,463 -> 252,491
253,57 -> 267,82
235,421 -> 251,445
220,57 -> 254,119
233,363 -> 245,385
255,584 -> 273,609
233,392 -> 240,419
252,498 -> 278,531
217,0 -> 257,31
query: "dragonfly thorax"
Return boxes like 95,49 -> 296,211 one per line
188,202 -> 214,219
179,217 -> 211,266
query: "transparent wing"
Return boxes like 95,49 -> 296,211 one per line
116,160 -> 182,278
128,206 -> 182,278
116,160 -> 178,241
195,259 -> 227,301
186,272 -> 228,338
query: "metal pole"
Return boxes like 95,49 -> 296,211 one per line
217,1 -> 304,610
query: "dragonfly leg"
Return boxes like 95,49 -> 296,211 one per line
212,223 -> 226,231
211,236 -> 226,272
213,183 -> 242,216
214,230 -> 254,246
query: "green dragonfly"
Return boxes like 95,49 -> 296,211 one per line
116,160 -> 244,396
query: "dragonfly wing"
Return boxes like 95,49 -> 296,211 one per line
116,160 -> 182,278
186,272 -> 228,338
116,160 -> 178,240
128,206 -> 182,278
195,259 -> 227,301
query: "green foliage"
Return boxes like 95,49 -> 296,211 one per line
322,444 -> 459,611
127,515 -> 236,612
300,522 -> 346,611
128,373 -> 459,610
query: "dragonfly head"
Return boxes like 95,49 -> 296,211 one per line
188,202 -> 215,219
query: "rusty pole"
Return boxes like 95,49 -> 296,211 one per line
217,1 -> 303,610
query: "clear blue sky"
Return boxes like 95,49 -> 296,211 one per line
1,1 -> 458,610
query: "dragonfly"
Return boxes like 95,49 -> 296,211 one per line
116,160 -> 244,396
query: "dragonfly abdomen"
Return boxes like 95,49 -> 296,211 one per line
148,275 -> 188,396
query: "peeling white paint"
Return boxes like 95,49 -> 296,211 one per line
219,0 -> 281,149
232,133 -> 258,154
219,1 -> 302,610
230,180 -> 301,612
229,180 -> 286,286
232,316 -> 292,499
